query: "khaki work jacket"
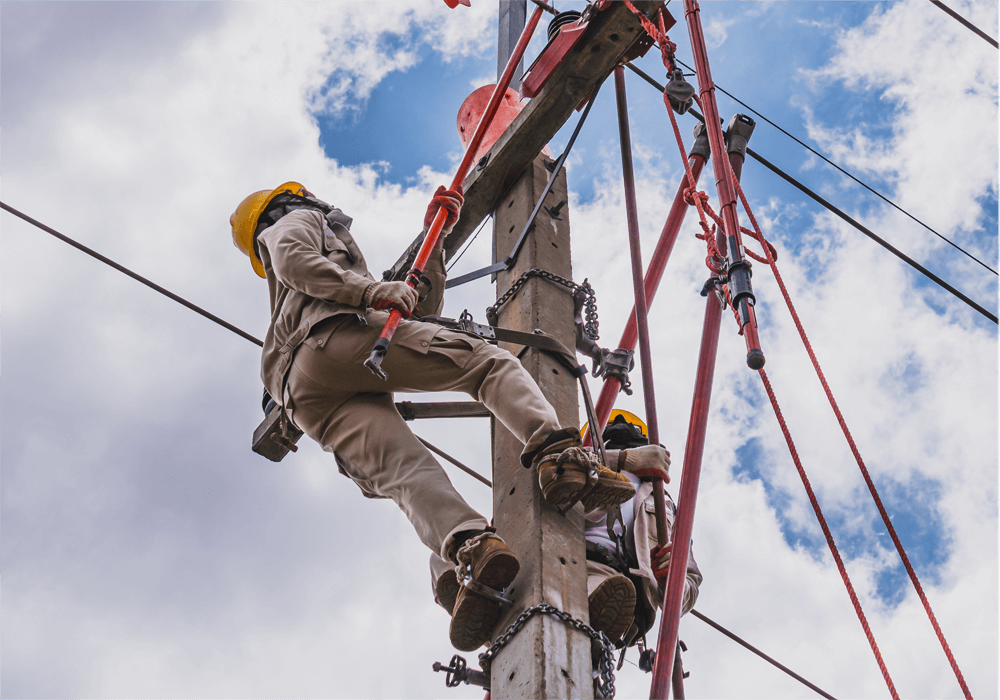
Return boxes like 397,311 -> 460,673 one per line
256,208 -> 445,404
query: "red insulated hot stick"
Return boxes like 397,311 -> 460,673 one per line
649,145 -> 750,700
683,0 -> 764,371
365,1 -> 548,379
614,65 -> 675,556
583,152 -> 707,447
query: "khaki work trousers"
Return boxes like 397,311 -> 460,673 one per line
287,312 -> 565,560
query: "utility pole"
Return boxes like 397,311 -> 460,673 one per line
487,8 -> 593,697
498,1 -> 527,90
490,155 -> 593,699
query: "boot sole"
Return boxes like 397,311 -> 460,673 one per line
449,550 -> 520,652
539,465 -> 589,506
580,478 -> 636,510
589,575 -> 636,645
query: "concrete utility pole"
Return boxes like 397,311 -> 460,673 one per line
489,7 -> 593,697
490,155 -> 593,699
498,1 -> 527,91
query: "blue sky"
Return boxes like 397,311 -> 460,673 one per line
2,2 -> 996,699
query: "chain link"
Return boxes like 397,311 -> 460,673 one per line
487,269 -> 599,341
478,603 -> 617,699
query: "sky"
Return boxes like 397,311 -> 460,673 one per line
1,1 -> 997,699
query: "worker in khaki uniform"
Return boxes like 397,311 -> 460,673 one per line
430,411 -> 702,651
231,182 -> 636,652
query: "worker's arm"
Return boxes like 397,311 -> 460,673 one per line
259,209 -> 373,308
415,239 -> 446,317
414,186 -> 462,317
651,539 -> 703,615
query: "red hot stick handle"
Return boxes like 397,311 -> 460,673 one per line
365,2 -> 547,380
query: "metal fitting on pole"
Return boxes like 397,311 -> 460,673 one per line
726,259 -> 755,311
690,121 -> 712,161
724,113 -> 755,160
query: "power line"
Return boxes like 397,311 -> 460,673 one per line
446,214 -> 492,272
624,64 -> 998,325
1,201 -> 265,347
691,610 -> 838,700
928,0 -> 999,48
670,59 -> 997,276
746,148 -> 997,324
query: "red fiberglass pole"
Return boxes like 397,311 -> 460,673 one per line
684,0 -> 764,372
365,1 -> 547,379
650,144 -> 749,699
586,142 -> 708,445
613,65 -> 672,546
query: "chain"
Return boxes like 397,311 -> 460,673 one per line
478,603 -> 617,699
487,269 -> 599,341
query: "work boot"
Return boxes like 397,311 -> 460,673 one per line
534,429 -> 635,510
589,574 -> 636,646
434,567 -> 460,615
449,529 -> 520,652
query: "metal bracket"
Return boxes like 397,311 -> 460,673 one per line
458,564 -> 514,606
592,347 -> 635,395
457,309 -> 496,340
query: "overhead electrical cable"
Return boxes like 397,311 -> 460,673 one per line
927,0 -> 999,48
690,610 -> 837,700
632,61 -> 997,276
1,201 -> 265,347
624,64 -> 997,324
446,214 -> 492,272
670,59 -> 997,276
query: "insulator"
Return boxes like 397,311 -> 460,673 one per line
547,10 -> 583,42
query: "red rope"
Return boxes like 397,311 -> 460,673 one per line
758,369 -> 900,700
625,5 -> 969,695
731,176 -> 974,700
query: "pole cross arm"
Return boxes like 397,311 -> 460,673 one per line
384,0 -> 665,281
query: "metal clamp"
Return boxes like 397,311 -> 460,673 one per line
457,564 -> 514,607
591,347 -> 635,395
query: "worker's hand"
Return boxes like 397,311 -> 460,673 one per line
651,542 -> 672,582
366,281 -> 419,316
424,185 -> 464,235
619,444 -> 670,482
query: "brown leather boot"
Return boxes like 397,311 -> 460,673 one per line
589,574 -> 636,645
434,568 -> 460,615
534,430 -> 635,509
449,529 -> 520,651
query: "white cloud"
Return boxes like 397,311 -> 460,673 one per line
2,1 -> 995,699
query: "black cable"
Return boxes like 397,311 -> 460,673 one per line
1,201 -> 265,347
690,610 -> 838,700
928,0 -> 999,48
624,64 -> 998,324
746,148 -> 998,324
645,60 -> 998,276
446,214 -> 492,272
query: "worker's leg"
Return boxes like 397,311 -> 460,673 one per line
292,313 -> 566,461
286,373 -> 488,560
587,559 -> 636,645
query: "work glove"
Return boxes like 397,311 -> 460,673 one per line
424,185 -> 464,236
364,280 -> 419,316
651,542 -> 672,582
618,444 -> 671,482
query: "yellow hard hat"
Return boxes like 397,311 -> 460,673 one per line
581,409 -> 649,440
607,409 -> 648,437
230,181 -> 308,278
